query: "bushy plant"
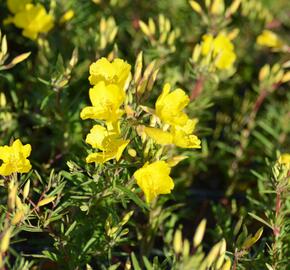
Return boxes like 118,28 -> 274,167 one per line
0,0 -> 289,269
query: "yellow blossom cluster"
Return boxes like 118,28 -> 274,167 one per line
6,0 -> 54,40
142,83 -> 201,149
80,57 -> 131,164
80,56 -> 202,203
80,57 -> 190,203
0,139 -> 32,176
193,32 -> 236,71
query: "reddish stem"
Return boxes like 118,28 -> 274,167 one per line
190,76 -> 204,100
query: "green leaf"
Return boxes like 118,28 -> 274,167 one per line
116,185 -> 149,211
248,213 -> 273,229
143,256 -> 153,270
131,252 -> 142,270
65,221 -> 77,236
242,227 -> 263,249
108,263 -> 121,270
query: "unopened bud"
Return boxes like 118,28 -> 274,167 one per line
211,0 -> 225,15
60,9 -> 75,24
8,182 -> 17,211
206,241 -> 221,267
189,1 -> 203,14
192,44 -> 201,62
120,211 -> 134,226
226,0 -> 241,17
183,239 -> 190,258
147,69 -> 159,91
221,258 -> 232,270
144,60 -> 156,80
259,64 -> 270,81
0,92 -> 7,107
274,70 -> 284,84
205,0 -> 211,9
193,219 -> 207,247
134,51 -> 143,84
216,238 -> 226,268
0,228 -> 12,253
173,229 -> 183,254
109,28 -> 118,43
158,14 -> 165,32
228,28 -> 239,40
136,78 -> 147,95
15,195 -> 23,210
23,180 -> 30,200
159,32 -> 168,44
167,31 -> 176,46
100,18 -> 106,33
148,18 -> 156,35
128,148 -> 137,157
281,71 -> 290,83
12,210 -> 24,225
37,196 -> 56,207
69,48 -> 79,69
139,21 -> 150,37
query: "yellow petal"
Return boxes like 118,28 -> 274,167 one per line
155,84 -> 190,126
89,57 -> 131,89
173,130 -> 201,149
0,163 -> 14,176
167,156 -> 188,167
80,106 -> 106,120
144,127 -> 173,145
7,0 -> 32,14
85,125 -> 108,149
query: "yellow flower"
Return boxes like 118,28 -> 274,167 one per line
256,30 -> 284,49
133,161 -> 174,203
0,139 -> 32,176
12,4 -> 54,40
155,83 -> 190,126
89,58 -> 131,89
80,81 -> 125,122
144,119 -> 201,149
85,124 -> 129,164
201,33 -> 236,70
7,0 -> 31,14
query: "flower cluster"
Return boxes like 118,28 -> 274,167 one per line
193,32 -> 237,71
141,83 -> 201,149
80,57 -> 131,164
81,57 -> 202,203
6,0 -> 54,40
0,139 -> 31,176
